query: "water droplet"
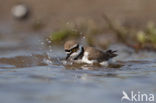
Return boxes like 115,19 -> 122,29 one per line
41,42 -> 44,45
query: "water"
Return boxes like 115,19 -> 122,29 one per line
0,36 -> 156,103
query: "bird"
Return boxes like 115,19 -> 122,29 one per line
64,40 -> 117,66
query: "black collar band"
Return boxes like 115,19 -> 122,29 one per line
74,46 -> 84,60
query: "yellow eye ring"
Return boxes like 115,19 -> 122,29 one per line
71,48 -> 77,52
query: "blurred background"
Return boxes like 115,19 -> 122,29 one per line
1,0 -> 156,50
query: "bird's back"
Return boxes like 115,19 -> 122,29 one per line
84,46 -> 117,62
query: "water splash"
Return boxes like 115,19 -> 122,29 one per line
42,39 -> 62,65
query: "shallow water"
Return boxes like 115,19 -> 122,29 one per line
0,37 -> 156,103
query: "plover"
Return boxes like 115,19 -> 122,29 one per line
64,40 -> 117,66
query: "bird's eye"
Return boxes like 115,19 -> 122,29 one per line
72,48 -> 77,52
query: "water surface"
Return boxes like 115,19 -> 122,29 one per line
0,37 -> 156,103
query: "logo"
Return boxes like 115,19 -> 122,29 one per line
121,91 -> 155,102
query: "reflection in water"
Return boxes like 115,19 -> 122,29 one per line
0,49 -> 156,103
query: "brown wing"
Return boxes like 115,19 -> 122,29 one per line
84,47 -> 117,62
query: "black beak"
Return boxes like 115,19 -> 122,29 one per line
65,53 -> 71,60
